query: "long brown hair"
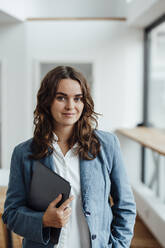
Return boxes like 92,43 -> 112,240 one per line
30,66 -> 100,160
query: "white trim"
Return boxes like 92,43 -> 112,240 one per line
0,58 -> 7,169
33,59 -> 41,112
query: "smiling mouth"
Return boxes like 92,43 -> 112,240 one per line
62,113 -> 75,116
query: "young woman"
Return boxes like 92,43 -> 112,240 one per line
2,66 -> 136,248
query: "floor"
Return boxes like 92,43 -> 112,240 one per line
131,215 -> 163,248
0,215 -> 163,248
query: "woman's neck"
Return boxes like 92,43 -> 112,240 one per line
54,126 -> 74,144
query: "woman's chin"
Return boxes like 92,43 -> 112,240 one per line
60,120 -> 77,127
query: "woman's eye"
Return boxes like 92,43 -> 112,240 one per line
74,97 -> 82,102
56,96 -> 65,101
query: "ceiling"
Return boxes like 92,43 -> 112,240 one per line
0,0 -> 128,24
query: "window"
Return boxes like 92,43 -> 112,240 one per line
143,15 -> 165,202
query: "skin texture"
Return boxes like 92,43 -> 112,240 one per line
43,194 -> 74,228
50,78 -> 84,131
43,78 -> 84,228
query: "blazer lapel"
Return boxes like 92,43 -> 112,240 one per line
39,153 -> 54,171
38,152 -> 94,206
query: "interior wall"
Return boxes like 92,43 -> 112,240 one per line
0,0 -> 25,20
0,23 -> 27,168
95,28 -> 143,131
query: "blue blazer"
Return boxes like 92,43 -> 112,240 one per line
2,130 -> 136,248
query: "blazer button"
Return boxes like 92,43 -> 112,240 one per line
91,234 -> 97,240
85,211 -> 91,216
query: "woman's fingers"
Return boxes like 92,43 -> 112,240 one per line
50,194 -> 62,207
59,195 -> 74,211
43,195 -> 73,228
52,207 -> 71,227
63,207 -> 71,217
56,206 -> 71,220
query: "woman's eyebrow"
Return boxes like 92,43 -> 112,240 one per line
56,92 -> 83,97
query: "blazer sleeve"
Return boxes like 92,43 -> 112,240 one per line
110,134 -> 136,248
2,146 -> 50,244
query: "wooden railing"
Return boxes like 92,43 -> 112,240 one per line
116,127 -> 165,201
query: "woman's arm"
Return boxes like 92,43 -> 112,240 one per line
2,147 -> 50,244
110,134 -> 136,247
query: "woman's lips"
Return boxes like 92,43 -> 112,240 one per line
62,113 -> 75,117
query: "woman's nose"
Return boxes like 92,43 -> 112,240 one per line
65,99 -> 74,109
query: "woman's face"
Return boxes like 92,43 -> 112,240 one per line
50,78 -> 84,129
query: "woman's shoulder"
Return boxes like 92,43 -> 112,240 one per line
94,129 -> 120,153
94,129 -> 118,144
94,130 -> 120,157
13,138 -> 34,154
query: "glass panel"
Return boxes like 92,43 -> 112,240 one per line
147,22 -> 165,129
145,20 -> 165,202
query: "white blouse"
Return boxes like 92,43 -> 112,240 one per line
52,134 -> 91,248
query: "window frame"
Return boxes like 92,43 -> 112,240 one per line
142,14 -> 165,183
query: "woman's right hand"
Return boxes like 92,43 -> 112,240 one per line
42,194 -> 74,228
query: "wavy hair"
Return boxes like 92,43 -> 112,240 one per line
30,66 -> 100,160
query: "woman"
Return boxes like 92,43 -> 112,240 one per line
2,66 -> 136,248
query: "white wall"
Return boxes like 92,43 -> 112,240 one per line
0,23 -> 27,168
95,27 -> 143,131
0,0 -> 25,20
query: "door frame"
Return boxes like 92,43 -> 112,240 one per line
0,58 -> 7,168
